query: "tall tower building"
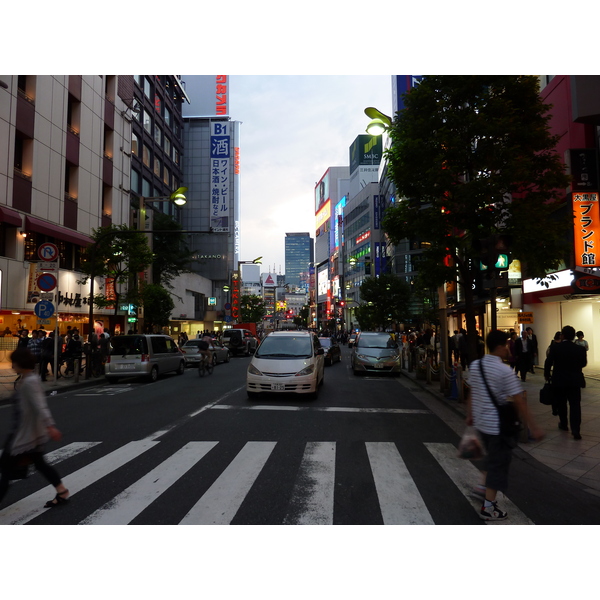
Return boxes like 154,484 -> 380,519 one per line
285,232 -> 313,290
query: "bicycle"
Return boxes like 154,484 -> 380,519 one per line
198,353 -> 214,377
59,353 -> 86,379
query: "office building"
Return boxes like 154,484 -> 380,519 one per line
284,232 -> 313,290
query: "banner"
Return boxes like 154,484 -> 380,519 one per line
210,121 -> 231,232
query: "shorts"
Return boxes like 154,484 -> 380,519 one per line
478,431 -> 514,493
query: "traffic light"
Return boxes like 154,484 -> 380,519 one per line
339,300 -> 345,307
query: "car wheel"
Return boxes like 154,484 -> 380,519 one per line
225,351 -> 230,363
212,354 -> 218,366
149,366 -> 158,382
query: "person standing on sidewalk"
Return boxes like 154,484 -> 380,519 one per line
526,327 -> 538,374
544,325 -> 587,440
0,348 -> 69,508
466,330 -> 545,521
514,328 -> 531,382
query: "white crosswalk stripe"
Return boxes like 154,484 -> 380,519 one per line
284,441 -> 336,525
180,441 -> 277,524
81,442 -> 218,525
0,439 -> 534,525
366,442 -> 434,524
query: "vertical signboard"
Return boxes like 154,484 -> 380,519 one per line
210,121 -> 231,232
573,192 -> 600,268
392,75 -> 424,114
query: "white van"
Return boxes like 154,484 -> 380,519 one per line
105,334 -> 185,383
246,331 -> 325,399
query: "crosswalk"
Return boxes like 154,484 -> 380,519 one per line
0,439 -> 534,525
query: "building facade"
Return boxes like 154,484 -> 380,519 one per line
284,232 -> 313,290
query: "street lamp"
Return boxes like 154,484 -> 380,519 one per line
364,107 -> 392,135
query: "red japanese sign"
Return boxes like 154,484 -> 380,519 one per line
573,192 -> 600,268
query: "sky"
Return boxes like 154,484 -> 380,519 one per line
227,75 -> 393,274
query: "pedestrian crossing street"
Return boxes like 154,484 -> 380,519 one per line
0,439 -> 534,525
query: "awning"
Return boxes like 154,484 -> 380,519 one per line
25,216 -> 94,247
0,206 -> 23,227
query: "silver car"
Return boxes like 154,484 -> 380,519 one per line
350,332 -> 401,376
181,339 -> 231,367
105,334 -> 185,383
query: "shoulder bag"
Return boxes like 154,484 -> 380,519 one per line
478,360 -> 522,438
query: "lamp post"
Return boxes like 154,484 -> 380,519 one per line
364,106 -> 449,365
136,187 -> 187,331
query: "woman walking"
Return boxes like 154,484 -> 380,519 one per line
0,348 -> 69,508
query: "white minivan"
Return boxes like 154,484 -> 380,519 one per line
246,331 -> 325,399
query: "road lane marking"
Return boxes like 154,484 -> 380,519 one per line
366,442 -> 434,525
424,443 -> 534,525
45,442 -> 102,465
284,441 -> 336,525
80,441 -> 218,525
212,405 -> 430,414
180,441 -> 276,524
0,440 -> 158,525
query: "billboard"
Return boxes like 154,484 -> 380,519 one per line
573,192 -> 600,268
182,75 -> 229,117
349,135 -> 382,174
210,121 -> 231,232
392,75 -> 423,114
315,171 -> 330,212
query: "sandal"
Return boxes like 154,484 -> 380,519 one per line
44,489 -> 70,508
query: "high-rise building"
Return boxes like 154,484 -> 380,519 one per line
284,232 -> 313,290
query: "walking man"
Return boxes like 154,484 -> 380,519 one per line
514,329 -> 531,382
466,330 -> 544,520
544,325 -> 587,440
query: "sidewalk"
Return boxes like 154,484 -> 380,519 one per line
0,361 -> 100,403
402,363 -> 600,497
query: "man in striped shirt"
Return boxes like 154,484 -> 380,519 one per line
466,330 -> 545,521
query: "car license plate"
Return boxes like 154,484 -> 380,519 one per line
271,383 -> 285,391
374,363 -> 384,369
116,363 -> 134,370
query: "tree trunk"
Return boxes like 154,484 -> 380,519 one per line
457,259 -> 479,367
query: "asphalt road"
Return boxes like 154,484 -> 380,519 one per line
1,346 -> 599,525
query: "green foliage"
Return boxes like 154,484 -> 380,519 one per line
151,212 -> 195,289
80,224 -> 154,314
356,273 -> 412,329
382,75 -> 572,355
240,294 -> 266,324
295,305 -> 311,329
140,284 -> 175,331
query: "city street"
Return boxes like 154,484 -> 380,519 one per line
1,345 -> 599,525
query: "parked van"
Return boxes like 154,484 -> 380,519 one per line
105,334 -> 185,383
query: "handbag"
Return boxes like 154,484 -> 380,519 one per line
539,382 -> 555,406
478,360 -> 522,438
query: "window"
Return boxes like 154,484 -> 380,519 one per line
163,168 -> 170,186
142,144 -> 151,167
173,147 -> 179,165
144,77 -> 151,99
164,136 -> 171,156
154,126 -> 162,146
131,132 -> 139,156
134,75 -> 144,87
131,169 -> 140,193
153,157 -> 161,177
142,177 -> 152,197
143,110 -> 152,134
164,107 -> 171,127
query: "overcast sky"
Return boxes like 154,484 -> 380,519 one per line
227,75 -> 392,274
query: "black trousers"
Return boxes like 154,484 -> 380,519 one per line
0,439 -> 62,504
554,385 -> 582,435
516,353 -> 531,380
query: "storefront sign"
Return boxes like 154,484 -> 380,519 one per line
573,192 -> 600,268
518,312 -> 534,324
210,121 -> 230,232
572,272 -> 600,293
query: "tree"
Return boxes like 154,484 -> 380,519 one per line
80,224 -> 154,315
356,273 -> 412,330
240,294 -> 266,324
382,76 -> 572,361
294,305 -> 311,329
140,284 -> 175,332
151,212 -> 195,289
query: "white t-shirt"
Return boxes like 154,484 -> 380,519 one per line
470,354 -> 523,435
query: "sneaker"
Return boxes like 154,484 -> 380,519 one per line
480,502 -> 508,521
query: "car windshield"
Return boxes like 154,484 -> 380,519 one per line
357,334 -> 397,349
255,336 -> 313,358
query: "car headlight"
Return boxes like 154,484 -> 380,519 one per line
295,364 -> 315,376
247,364 -> 263,376
357,353 -> 370,360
